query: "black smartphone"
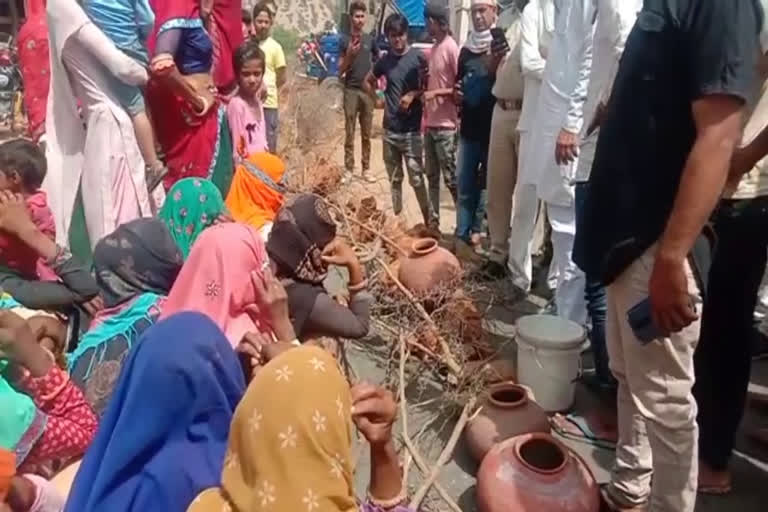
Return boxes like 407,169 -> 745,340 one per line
490,27 -> 509,53
626,297 -> 662,345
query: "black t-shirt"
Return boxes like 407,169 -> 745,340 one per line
573,0 -> 761,284
457,48 -> 497,143
373,48 -> 427,134
340,33 -> 377,89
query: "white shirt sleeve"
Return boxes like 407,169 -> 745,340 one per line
73,23 -> 148,87
520,2 -> 547,80
598,0 -> 641,106
563,0 -> 597,134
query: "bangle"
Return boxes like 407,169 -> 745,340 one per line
193,95 -> 211,116
367,488 -> 407,509
347,278 -> 368,292
289,339 -> 301,347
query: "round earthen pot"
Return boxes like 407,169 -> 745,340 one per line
477,433 -> 600,512
398,238 -> 460,295
464,382 -> 550,462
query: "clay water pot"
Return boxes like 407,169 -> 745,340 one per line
464,382 -> 550,462
477,433 -> 600,512
398,238 -> 460,295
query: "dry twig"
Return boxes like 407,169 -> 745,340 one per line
377,258 -> 462,375
398,337 -> 462,512
409,396 -> 476,509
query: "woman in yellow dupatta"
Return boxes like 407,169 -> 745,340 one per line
187,346 -> 412,512
226,152 -> 286,237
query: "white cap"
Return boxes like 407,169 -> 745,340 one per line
471,0 -> 497,6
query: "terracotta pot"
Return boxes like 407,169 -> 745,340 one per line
477,433 -> 600,512
398,238 -> 460,295
464,382 -> 549,462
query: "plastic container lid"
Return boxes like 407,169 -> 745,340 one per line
515,314 -> 586,351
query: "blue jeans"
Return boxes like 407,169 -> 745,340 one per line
575,182 -> 613,386
455,137 -> 488,242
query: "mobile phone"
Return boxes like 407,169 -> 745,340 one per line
626,297 -> 662,345
490,27 -> 509,53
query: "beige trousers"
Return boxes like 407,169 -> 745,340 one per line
486,104 -> 520,264
605,244 -> 701,512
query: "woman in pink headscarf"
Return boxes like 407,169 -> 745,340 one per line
160,222 -> 295,350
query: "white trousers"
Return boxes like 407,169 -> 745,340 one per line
547,202 -> 586,325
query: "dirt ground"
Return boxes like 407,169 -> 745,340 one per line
327,109 -> 768,510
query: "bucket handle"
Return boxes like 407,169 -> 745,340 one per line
518,343 -> 585,383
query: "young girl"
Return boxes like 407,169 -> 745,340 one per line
227,41 -> 268,160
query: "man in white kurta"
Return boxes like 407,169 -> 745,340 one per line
522,0 -> 595,324
571,0 -> 641,388
507,0 -> 555,291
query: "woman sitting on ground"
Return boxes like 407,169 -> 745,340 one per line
63,313 -> 245,512
158,177 -> 227,259
226,152 -> 286,239
67,218 -> 183,416
0,312 -> 98,476
188,345 -> 412,512
160,222 -> 296,350
267,194 -> 372,341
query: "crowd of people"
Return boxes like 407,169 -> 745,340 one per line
340,0 -> 768,511
1,0 -> 768,511
0,0 -> 411,511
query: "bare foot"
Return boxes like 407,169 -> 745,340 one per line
698,461 -> 732,495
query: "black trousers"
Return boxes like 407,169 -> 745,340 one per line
693,195 -> 768,470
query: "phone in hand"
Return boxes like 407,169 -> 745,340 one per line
626,297 -> 662,345
490,27 -> 510,54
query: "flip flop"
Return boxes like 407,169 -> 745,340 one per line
550,413 -> 616,450
697,482 -> 732,495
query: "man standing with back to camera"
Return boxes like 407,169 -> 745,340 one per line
575,0 -> 762,510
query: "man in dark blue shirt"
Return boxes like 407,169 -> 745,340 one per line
365,13 -> 434,228
574,1 -> 762,510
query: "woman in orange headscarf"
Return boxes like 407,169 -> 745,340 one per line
225,152 -> 286,237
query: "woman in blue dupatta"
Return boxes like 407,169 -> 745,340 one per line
64,312 -> 245,512
67,218 -> 183,416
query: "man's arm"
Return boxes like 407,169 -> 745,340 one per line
338,36 -> 357,77
520,2 -> 547,80
363,70 -> 377,96
658,95 -> 744,262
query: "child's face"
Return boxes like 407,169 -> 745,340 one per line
239,59 -> 265,98
0,170 -> 19,193
253,12 -> 273,40
242,21 -> 253,38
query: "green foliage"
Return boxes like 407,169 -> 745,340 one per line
272,26 -> 302,54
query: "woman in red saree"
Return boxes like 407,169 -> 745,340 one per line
146,0 -> 242,194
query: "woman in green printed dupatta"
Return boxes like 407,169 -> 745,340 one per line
158,177 -> 229,259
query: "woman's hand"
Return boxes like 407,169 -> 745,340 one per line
27,315 -> 67,354
351,382 -> 397,446
321,238 -> 358,268
80,295 -> 105,317
0,311 -> 52,377
251,267 -> 296,342
238,331 -> 297,379
0,191 -> 35,237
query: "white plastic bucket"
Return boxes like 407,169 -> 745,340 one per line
515,314 -> 586,412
